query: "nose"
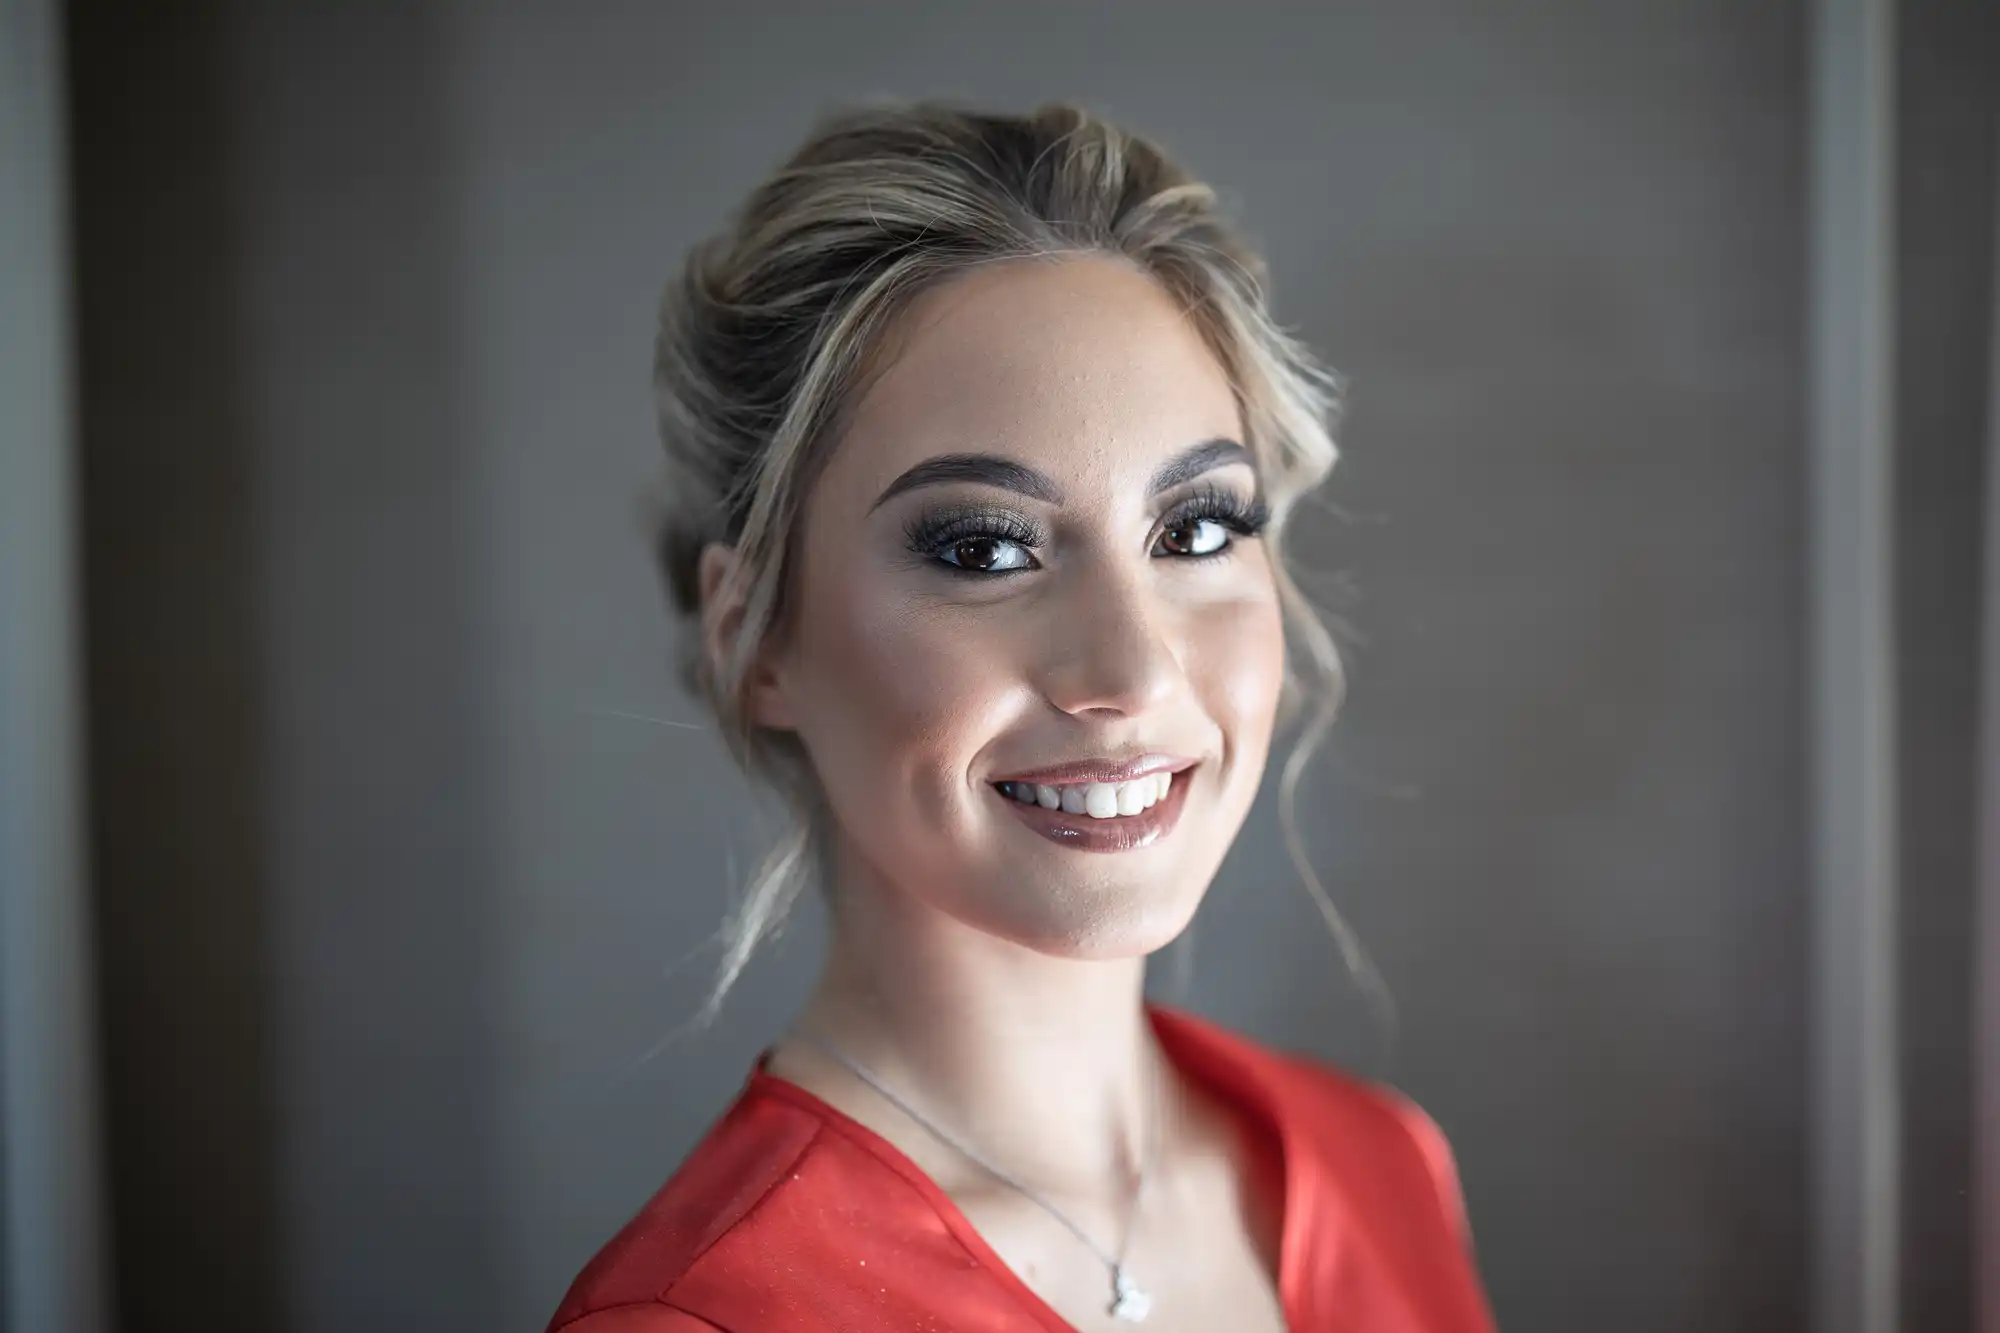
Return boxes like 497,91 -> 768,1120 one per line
1038,562 -> 1185,719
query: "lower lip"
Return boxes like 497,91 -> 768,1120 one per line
991,768 -> 1195,853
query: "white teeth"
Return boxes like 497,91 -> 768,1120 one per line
1002,770 -> 1184,818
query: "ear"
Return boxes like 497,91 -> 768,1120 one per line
698,542 -> 798,732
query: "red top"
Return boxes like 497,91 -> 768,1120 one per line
547,1007 -> 1497,1332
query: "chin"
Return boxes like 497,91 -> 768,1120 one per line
948,869 -> 1212,962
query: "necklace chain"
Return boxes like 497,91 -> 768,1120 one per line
793,1029 -> 1161,1322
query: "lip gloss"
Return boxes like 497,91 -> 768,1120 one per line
992,766 -> 1194,853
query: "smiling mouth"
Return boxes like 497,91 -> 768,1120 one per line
988,766 -> 1196,852
996,771 -> 1173,818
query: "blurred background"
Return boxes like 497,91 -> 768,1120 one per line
3,2 -> 1996,1331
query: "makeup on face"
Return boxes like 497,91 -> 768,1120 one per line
898,480 -> 1270,580
871,443 -> 1262,860
770,254 -> 1287,955
989,755 -> 1200,853
881,440 -> 1271,583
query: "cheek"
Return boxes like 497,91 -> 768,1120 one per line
786,574 -> 1021,819
1187,582 -> 1287,766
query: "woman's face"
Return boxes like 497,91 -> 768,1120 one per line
755,255 -> 1287,958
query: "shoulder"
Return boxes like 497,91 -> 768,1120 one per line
546,1085 -> 826,1332
552,1306 -> 725,1332
1276,1050 -> 1474,1241
546,1074 -> 1003,1333
1156,1008 -> 1497,1329
1152,1007 -> 1473,1242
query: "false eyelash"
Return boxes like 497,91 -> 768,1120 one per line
903,504 -> 1046,560
1160,483 -> 1272,541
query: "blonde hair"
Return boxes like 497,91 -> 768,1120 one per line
652,101 -> 1371,1016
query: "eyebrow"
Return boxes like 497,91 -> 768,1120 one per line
869,437 -> 1251,511
1146,437 -> 1251,495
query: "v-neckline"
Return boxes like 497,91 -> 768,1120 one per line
748,1005 -> 1305,1333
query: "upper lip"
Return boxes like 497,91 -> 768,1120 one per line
989,753 -> 1199,786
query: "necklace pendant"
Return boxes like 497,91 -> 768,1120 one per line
1109,1268 -> 1152,1323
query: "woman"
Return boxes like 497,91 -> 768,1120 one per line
549,102 -> 1497,1333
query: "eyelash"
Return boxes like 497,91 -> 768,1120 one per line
903,485 -> 1272,576
1162,485 -> 1273,554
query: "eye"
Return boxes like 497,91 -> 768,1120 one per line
905,505 -> 1046,576
1155,517 -> 1232,558
939,535 -> 1036,573
1152,485 -> 1270,560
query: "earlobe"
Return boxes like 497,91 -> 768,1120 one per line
697,542 -> 798,733
743,665 -> 797,732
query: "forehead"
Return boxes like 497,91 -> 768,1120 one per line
823,255 -> 1244,507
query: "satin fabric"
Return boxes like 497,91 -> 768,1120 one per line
548,1007 -> 1497,1332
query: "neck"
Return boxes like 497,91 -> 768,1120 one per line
784,844 -> 1168,1194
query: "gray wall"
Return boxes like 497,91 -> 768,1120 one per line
1,0 -> 107,1328
1894,6 -> 1998,1333
69,3 -> 1829,1330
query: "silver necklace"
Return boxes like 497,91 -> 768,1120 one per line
794,1030 -> 1161,1323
